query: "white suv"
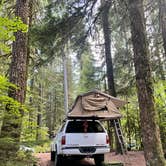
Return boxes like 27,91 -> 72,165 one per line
51,119 -> 110,166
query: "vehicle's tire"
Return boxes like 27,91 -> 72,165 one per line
51,151 -> 55,161
94,154 -> 104,166
55,153 -> 63,166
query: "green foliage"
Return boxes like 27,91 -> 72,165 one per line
0,75 -> 28,120
0,17 -> 28,54
34,141 -> 51,153
120,80 -> 166,151
0,136 -> 37,166
18,140 -> 51,154
0,0 -> 165,162
15,150 -> 37,165
0,150 -> 37,166
21,60 -> 65,140
21,114 -> 38,141
0,75 -> 21,120
0,76 -> 34,164
78,49 -> 100,93
30,0 -> 87,66
21,114 -> 49,141
154,80 -> 166,149
120,92 -> 142,150
0,75 -> 17,92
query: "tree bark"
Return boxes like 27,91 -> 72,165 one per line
101,0 -> 116,97
0,0 -> 29,157
101,0 -> 122,154
36,83 -> 42,140
159,0 -> 166,58
9,0 -> 29,103
28,0 -> 34,138
128,0 -> 165,165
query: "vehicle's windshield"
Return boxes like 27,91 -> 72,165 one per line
66,120 -> 105,133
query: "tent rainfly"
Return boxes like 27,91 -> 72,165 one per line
67,90 -> 127,119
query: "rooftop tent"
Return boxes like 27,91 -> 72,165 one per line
67,90 -> 127,119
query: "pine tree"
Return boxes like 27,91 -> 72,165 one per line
128,0 -> 166,165
0,0 -> 29,156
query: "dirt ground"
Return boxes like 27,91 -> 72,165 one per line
105,151 -> 146,166
35,151 -> 146,166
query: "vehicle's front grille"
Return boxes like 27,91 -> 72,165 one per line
79,147 -> 96,153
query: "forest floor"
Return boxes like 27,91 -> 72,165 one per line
35,151 -> 146,166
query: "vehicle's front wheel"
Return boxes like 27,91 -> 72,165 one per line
55,153 -> 63,166
94,154 -> 104,166
51,151 -> 55,161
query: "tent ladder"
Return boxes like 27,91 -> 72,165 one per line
113,119 -> 127,154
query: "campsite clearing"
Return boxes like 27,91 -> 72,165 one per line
35,151 -> 146,166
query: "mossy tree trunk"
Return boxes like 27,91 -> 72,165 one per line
0,0 -> 29,157
128,0 -> 165,165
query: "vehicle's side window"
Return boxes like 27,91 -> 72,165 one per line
60,123 -> 65,132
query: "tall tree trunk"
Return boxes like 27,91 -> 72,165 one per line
0,0 -> 29,156
128,0 -> 165,165
36,83 -> 42,140
46,91 -> 53,137
159,0 -> 166,57
0,0 -> 28,160
101,0 -> 121,153
9,0 -> 29,103
29,78 -> 34,137
101,0 -> 116,97
52,88 -> 57,137
28,0 -> 34,138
